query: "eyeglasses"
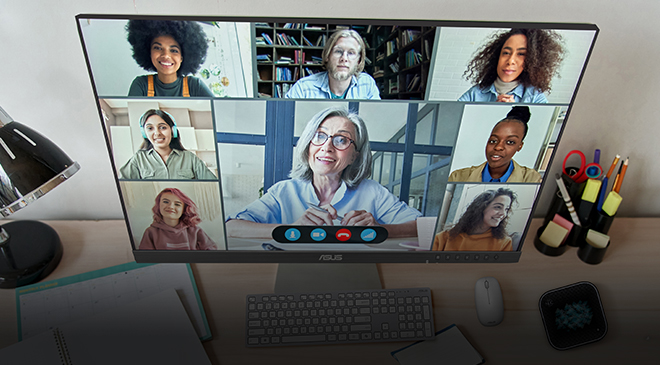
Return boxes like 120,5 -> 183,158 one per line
330,47 -> 359,60
310,131 -> 355,151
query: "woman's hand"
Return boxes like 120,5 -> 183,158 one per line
341,210 -> 377,226
497,94 -> 516,103
293,204 -> 338,226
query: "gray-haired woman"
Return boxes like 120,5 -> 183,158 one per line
225,107 -> 421,238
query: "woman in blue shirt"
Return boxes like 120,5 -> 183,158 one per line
226,107 -> 421,238
459,29 -> 565,103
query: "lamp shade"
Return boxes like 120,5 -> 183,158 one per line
0,106 -> 80,288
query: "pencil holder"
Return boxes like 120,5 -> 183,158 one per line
577,238 -> 610,265
589,210 -> 615,236
534,225 -> 568,256
566,224 -> 589,248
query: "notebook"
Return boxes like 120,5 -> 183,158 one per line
15,262 -> 211,341
391,324 -> 484,365
0,289 -> 211,364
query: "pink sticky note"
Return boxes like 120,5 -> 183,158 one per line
552,214 -> 574,245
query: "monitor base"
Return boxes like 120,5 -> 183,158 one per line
274,263 -> 382,293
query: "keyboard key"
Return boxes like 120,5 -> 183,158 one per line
282,335 -> 325,344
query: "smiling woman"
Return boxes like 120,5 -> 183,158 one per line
432,188 -> 517,251
448,106 -> 541,183
126,20 -> 214,97
225,107 -> 421,239
118,109 -> 216,180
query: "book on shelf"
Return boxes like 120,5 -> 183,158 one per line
283,23 -> 303,29
275,56 -> 292,64
424,39 -> 431,59
335,25 -> 350,30
255,22 -> 271,28
405,49 -> 423,68
261,33 -> 273,45
255,37 -> 266,45
388,61 -> 400,73
401,29 -> 421,47
256,54 -> 272,63
365,56 -> 372,65
389,79 -> 398,94
304,24 -> 325,30
362,37 -> 371,49
406,73 -> 421,92
302,35 -> 314,47
315,34 -> 327,47
276,67 -> 294,81
304,67 -> 321,77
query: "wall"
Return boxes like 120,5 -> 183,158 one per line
0,0 -> 658,220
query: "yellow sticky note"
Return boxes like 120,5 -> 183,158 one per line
539,221 -> 569,248
581,179 -> 602,203
602,191 -> 622,216
586,229 -> 610,249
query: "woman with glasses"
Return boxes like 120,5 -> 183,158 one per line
225,107 -> 421,238
285,29 -> 380,99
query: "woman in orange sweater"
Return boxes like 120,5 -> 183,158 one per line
432,188 -> 517,251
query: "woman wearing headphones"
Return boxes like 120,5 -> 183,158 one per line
119,109 -> 216,180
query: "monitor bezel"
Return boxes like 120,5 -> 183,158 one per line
76,14 -> 599,264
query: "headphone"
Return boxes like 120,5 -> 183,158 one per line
139,109 -> 178,139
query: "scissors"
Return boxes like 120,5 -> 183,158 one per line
562,150 -> 603,183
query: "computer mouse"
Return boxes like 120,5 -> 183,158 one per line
475,276 -> 504,326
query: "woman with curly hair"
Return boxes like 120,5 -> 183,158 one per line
432,188 -> 516,251
459,29 -> 565,103
126,20 -> 214,97
139,188 -> 217,250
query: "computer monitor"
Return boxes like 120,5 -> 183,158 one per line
76,15 -> 598,289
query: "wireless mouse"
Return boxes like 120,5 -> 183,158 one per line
475,276 -> 504,326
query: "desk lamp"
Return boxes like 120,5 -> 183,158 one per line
0,106 -> 80,289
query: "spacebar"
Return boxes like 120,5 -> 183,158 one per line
281,335 -> 326,343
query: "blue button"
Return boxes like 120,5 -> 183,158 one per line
360,228 -> 377,242
284,228 -> 301,241
310,228 -> 327,241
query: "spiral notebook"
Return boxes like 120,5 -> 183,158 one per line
0,289 -> 211,364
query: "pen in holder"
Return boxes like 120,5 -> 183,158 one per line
541,174 -> 585,249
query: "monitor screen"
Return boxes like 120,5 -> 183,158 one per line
76,15 -> 598,264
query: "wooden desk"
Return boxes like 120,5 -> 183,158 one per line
1,219 -> 658,364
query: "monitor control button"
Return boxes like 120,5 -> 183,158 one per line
310,228 -> 327,241
360,228 -> 377,242
336,228 -> 351,241
284,228 -> 301,241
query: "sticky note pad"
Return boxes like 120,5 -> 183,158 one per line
539,221 -> 569,248
586,229 -> 610,249
581,179 -> 602,203
602,191 -> 622,216
552,214 -> 574,245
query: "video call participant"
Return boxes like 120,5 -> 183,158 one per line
119,109 -> 216,180
459,29 -> 565,103
285,30 -> 380,100
449,106 -> 541,183
139,188 -> 217,250
432,188 -> 516,251
226,107 -> 420,238
126,20 -> 214,97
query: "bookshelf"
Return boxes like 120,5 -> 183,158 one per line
253,23 -> 375,98
372,26 -> 436,100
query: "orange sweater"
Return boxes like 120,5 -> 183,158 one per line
431,230 -> 512,251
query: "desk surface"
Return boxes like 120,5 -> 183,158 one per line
1,218 -> 658,364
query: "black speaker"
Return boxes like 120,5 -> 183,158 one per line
539,281 -> 607,350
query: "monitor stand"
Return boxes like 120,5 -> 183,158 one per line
274,263 -> 382,293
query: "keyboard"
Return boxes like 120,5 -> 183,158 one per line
245,287 -> 434,347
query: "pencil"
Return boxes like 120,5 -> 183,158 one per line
606,154 -> 621,179
611,160 -> 623,194
555,174 -> 581,226
613,157 -> 629,193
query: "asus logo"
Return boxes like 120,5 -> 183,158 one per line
318,254 -> 343,261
